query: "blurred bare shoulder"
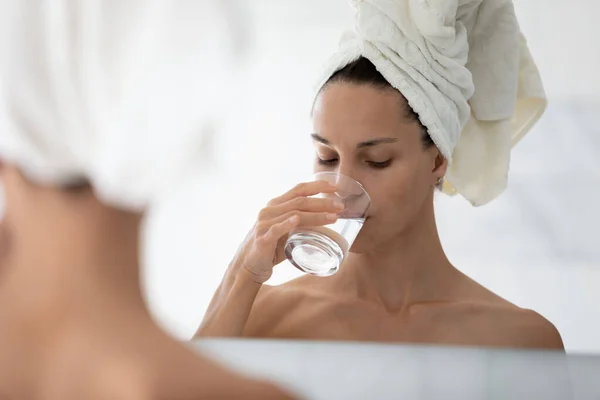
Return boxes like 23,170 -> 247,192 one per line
66,326 -> 298,400
143,332 -> 297,399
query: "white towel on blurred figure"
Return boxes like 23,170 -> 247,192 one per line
0,0 -> 245,210
314,0 -> 546,206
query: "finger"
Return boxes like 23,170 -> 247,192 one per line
268,180 -> 337,206
258,215 -> 300,248
256,210 -> 335,235
260,196 -> 344,220
266,210 -> 338,230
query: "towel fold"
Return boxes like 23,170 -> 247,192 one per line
314,0 -> 546,206
0,0 -> 242,210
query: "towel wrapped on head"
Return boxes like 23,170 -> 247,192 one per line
314,0 -> 546,206
0,0 -> 243,211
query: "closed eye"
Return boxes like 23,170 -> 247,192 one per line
317,157 -> 338,166
367,160 -> 391,169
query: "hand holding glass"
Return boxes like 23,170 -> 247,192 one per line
284,172 -> 371,276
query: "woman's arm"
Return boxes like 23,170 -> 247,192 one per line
193,180 -> 342,339
195,263 -> 262,338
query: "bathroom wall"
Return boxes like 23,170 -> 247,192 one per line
143,0 -> 600,354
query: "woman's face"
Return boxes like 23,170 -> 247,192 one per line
311,82 -> 446,252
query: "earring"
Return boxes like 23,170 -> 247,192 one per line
436,177 -> 443,185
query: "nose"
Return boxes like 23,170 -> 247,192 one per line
331,163 -> 366,197
335,161 -> 355,183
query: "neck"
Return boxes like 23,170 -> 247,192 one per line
337,199 -> 458,310
0,208 -> 149,332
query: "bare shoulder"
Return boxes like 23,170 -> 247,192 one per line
453,301 -> 564,351
493,306 -> 564,350
50,318 -> 297,399
170,339 -> 298,399
451,274 -> 564,350
122,333 -> 297,400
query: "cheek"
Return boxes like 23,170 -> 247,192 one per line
366,163 -> 430,214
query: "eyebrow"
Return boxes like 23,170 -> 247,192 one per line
311,133 -> 398,149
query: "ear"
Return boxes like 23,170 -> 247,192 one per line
430,147 -> 448,185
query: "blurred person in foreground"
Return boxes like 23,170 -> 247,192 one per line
0,1 -> 296,399
196,0 -> 565,351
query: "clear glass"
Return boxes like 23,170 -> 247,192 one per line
285,172 -> 371,276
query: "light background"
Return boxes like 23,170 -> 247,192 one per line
142,0 -> 600,354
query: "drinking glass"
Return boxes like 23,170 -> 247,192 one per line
284,172 -> 371,276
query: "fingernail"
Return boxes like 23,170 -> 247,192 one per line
289,215 -> 299,223
333,200 -> 345,209
326,213 -> 338,221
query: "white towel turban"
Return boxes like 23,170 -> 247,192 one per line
0,0 -> 244,211
313,0 -> 547,206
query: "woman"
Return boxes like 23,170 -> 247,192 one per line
0,1 -> 295,399
0,166 -> 295,399
196,0 -> 564,350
